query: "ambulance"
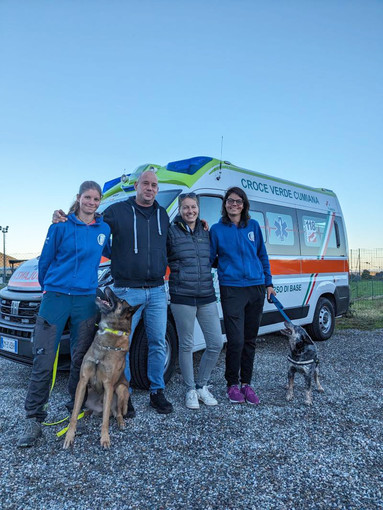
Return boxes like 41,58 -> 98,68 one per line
0,156 -> 349,389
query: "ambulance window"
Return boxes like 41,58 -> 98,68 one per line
249,210 -> 266,242
156,189 -> 182,210
298,212 -> 346,256
266,211 -> 295,247
198,195 -> 223,227
302,214 -> 331,249
334,220 -> 347,255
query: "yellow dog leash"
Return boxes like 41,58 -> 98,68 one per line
41,344 -> 86,437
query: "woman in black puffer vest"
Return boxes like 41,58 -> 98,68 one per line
167,193 -> 223,410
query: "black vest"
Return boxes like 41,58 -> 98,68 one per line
167,219 -> 215,300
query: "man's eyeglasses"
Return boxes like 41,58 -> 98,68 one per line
226,198 -> 243,205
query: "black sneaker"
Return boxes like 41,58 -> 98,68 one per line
17,418 -> 42,448
149,389 -> 173,414
124,397 -> 136,419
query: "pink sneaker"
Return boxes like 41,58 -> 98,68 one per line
240,385 -> 260,405
227,385 -> 245,404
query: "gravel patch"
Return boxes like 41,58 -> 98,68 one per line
1,329 -> 382,510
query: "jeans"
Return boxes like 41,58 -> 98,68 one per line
220,285 -> 265,387
24,292 -> 97,421
171,302 -> 223,391
112,284 -> 167,391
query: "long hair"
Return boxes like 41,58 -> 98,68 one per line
221,186 -> 250,227
68,181 -> 102,215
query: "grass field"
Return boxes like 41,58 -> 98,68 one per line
350,279 -> 383,300
336,297 -> 383,330
335,279 -> 383,330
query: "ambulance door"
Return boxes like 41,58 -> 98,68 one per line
253,202 -> 307,331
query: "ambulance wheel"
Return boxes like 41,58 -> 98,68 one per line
307,297 -> 335,341
129,318 -> 178,390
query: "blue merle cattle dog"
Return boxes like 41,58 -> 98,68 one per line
280,321 -> 324,405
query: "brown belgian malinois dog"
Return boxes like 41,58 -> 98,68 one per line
63,287 -> 140,449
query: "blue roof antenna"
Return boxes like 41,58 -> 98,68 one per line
166,156 -> 212,175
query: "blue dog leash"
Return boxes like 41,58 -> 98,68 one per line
269,294 -> 292,323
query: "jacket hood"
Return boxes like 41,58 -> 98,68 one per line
127,197 -> 163,254
127,196 -> 160,211
173,215 -> 201,232
67,213 -> 103,226
218,217 -> 246,228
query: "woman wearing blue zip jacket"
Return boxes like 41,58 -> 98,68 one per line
167,193 -> 223,410
210,187 -> 276,405
17,181 -> 111,448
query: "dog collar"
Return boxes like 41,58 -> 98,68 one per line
99,327 -> 130,337
287,356 -> 318,365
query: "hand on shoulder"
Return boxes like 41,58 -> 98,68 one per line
52,209 -> 68,224
200,218 -> 209,231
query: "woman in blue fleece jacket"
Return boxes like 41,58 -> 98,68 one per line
210,187 -> 276,406
18,181 -> 110,448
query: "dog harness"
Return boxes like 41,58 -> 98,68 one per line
288,357 -> 314,365
287,356 -> 319,366
101,344 -> 129,352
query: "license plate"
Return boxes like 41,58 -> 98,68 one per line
0,336 -> 18,354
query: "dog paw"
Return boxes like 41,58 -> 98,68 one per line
63,434 -> 75,449
286,392 -> 294,401
317,386 -> 324,393
116,417 -> 126,429
100,435 -> 111,449
305,399 -> 313,406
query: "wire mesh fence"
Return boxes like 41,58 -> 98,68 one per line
349,248 -> 383,304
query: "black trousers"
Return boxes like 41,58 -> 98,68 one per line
66,314 -> 99,413
220,285 -> 265,387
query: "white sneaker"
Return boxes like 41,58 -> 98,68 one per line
196,386 -> 218,406
185,389 -> 200,409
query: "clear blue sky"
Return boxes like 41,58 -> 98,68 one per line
0,0 -> 382,257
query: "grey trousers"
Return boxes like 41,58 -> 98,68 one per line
170,301 -> 223,391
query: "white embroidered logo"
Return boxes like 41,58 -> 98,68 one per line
98,234 -> 106,246
248,232 -> 255,242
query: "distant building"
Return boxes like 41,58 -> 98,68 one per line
0,253 -> 27,278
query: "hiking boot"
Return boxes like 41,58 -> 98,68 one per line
227,385 -> 245,404
241,384 -> 260,405
196,386 -> 218,406
17,418 -> 42,448
125,397 -> 136,419
149,389 -> 173,414
185,389 -> 200,409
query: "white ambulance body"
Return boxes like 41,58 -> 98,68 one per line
100,156 -> 350,347
0,156 -> 349,388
